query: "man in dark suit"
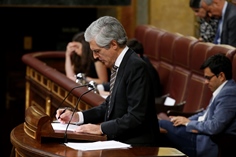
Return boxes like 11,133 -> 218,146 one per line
201,0 -> 236,47
159,53 -> 236,157
56,16 -> 160,146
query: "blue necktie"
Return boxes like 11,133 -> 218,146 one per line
213,18 -> 222,44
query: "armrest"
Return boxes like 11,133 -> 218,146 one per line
167,108 -> 204,117
155,100 -> 186,114
155,93 -> 170,105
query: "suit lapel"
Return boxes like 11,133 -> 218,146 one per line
221,3 -> 231,42
205,80 -> 232,120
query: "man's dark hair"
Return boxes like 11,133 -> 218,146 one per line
189,0 -> 201,8
200,53 -> 232,80
127,38 -> 144,58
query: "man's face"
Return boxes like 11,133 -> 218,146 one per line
201,1 -> 212,17
89,40 -> 118,69
204,67 -> 221,92
205,0 -> 222,18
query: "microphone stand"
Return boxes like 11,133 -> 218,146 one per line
64,86 -> 95,143
53,84 -> 89,118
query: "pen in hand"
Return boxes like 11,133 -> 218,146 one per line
58,108 -> 67,119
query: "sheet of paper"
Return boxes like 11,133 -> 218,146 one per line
164,96 -> 176,106
51,123 -> 78,131
65,140 -> 131,151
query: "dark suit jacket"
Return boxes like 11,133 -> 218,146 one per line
187,79 -> 236,157
102,55 -> 162,97
82,48 -> 160,146
221,2 -> 236,47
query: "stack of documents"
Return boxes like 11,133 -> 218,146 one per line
65,140 -> 131,151
51,122 -> 77,131
52,122 -> 131,151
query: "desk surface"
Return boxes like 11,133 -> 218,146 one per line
10,124 -> 187,157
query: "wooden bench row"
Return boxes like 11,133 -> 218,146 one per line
134,24 -> 236,114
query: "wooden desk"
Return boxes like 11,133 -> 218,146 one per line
10,124 -> 187,157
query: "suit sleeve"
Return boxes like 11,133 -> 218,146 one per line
227,16 -> 236,47
186,84 -> 236,135
101,60 -> 152,139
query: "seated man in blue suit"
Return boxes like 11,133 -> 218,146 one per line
159,53 -> 236,157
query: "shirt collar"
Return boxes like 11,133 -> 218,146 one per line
114,46 -> 129,68
212,80 -> 228,99
221,1 -> 227,21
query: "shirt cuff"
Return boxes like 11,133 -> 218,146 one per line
100,125 -> 104,134
97,84 -> 105,91
76,111 -> 84,125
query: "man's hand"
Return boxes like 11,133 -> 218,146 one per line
74,124 -> 103,135
56,109 -> 79,124
169,116 -> 190,126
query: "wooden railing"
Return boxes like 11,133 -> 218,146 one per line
22,51 -> 105,120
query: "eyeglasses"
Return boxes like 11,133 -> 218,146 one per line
204,74 -> 216,81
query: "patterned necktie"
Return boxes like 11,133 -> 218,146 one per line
109,65 -> 118,95
107,65 -> 118,118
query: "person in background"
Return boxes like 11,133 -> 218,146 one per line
98,38 -> 162,98
65,32 -> 108,84
189,0 -> 218,42
201,0 -> 236,46
159,53 -> 236,157
57,16 -> 160,146
125,38 -> 162,98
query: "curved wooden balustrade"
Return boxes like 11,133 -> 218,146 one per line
22,51 -> 105,119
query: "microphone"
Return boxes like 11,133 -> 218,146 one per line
76,73 -> 86,85
88,80 -> 100,94
64,85 -> 95,143
53,84 -> 91,119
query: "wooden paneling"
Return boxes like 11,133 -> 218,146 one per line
149,0 -> 195,36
